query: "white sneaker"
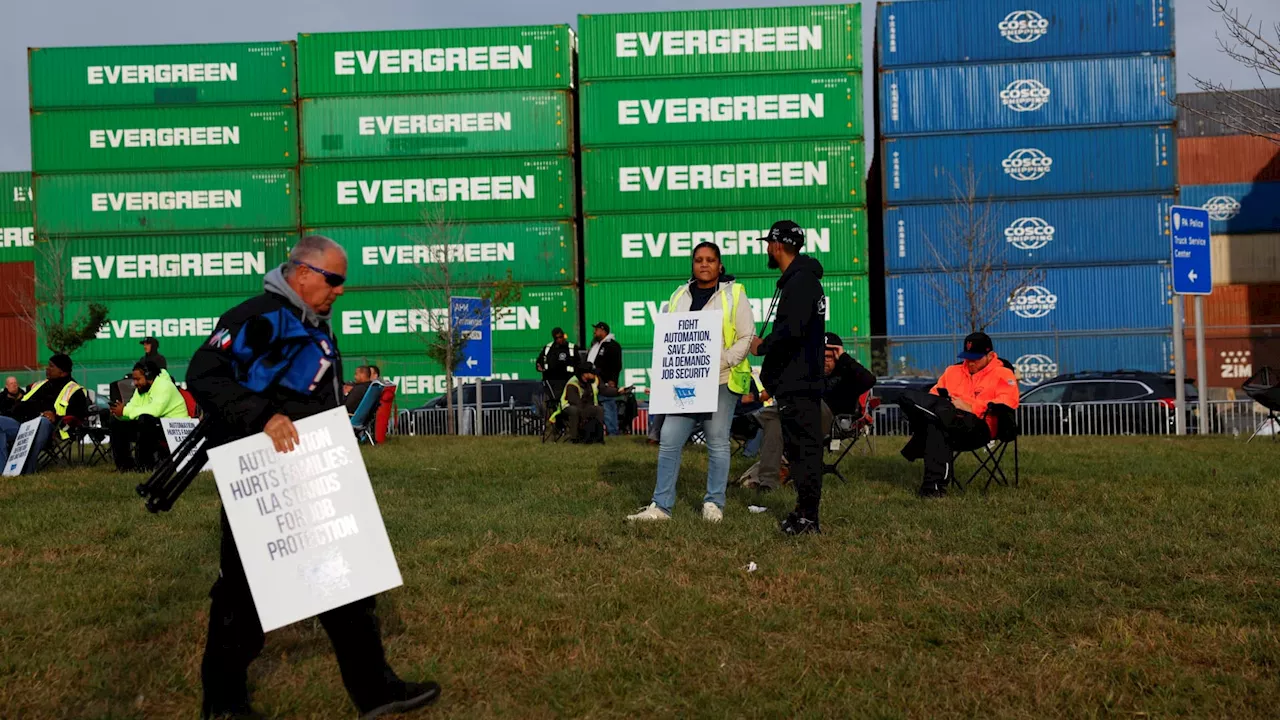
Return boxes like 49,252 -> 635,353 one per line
702,502 -> 723,523
627,503 -> 671,522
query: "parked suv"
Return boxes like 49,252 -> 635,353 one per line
1018,371 -> 1199,435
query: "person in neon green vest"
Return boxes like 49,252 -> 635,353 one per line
0,354 -> 89,475
628,243 -> 756,524
108,361 -> 190,471
549,363 -> 605,443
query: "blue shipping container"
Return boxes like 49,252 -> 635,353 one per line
887,263 -> 1172,336
883,125 -> 1176,204
885,194 -> 1175,272
878,0 -> 1173,68
880,56 -> 1175,136
886,332 -> 1173,386
1179,183 -> 1280,235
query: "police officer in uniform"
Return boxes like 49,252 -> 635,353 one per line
535,327 -> 578,402
187,235 -> 439,719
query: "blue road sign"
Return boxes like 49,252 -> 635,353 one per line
450,296 -> 492,378
1171,205 -> 1212,295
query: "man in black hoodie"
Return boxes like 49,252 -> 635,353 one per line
186,235 -> 438,720
750,220 -> 827,536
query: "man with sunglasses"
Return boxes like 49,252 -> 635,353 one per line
186,235 -> 439,720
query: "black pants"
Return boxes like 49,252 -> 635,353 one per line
201,510 -> 397,714
897,391 -> 991,491
110,415 -> 166,471
779,395 -> 824,520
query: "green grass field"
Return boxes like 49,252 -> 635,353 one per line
2,435 -> 1279,719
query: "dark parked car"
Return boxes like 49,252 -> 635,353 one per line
419,380 -> 548,412
1017,371 -> 1199,435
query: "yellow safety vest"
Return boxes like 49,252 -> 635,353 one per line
550,377 -> 597,424
21,379 -> 84,439
668,282 -> 754,395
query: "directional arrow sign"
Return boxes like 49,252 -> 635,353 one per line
1171,205 -> 1212,295
450,296 -> 492,378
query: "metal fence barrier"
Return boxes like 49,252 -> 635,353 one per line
392,400 -> 1279,439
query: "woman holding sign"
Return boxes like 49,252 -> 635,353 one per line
628,243 -> 756,523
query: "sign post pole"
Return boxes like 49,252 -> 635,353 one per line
450,296 -> 493,438
1170,204 -> 1213,438
1195,296 -> 1209,434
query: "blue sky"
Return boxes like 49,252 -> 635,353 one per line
0,0 -> 1273,170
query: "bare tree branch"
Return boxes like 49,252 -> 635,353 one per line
21,235 -> 110,356
1173,0 -> 1280,142
919,164 -> 1044,337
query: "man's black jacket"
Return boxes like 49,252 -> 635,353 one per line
591,339 -> 623,386
187,292 -> 342,446
757,254 -> 826,398
824,354 -> 877,416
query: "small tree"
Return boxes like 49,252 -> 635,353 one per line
1174,0 -> 1280,142
920,166 -> 1043,336
409,206 -> 522,434
13,235 -> 109,357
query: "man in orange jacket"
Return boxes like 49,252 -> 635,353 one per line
898,332 -> 1020,497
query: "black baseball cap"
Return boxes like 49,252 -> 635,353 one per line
759,220 -> 805,249
824,332 -> 844,348
957,332 -> 994,361
140,336 -> 158,347
551,327 -> 565,338
593,321 -> 610,333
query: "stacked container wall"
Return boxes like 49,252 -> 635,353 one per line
887,264 -> 1173,336
1177,134 -> 1280,185
1179,183 -> 1280,235
0,172 -> 34,263
1177,89 -> 1280,137
1210,234 -> 1280,286
364,351 -> 539,407
877,0 -> 1173,68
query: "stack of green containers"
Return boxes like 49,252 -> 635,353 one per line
295,25 -> 578,408
578,4 -> 871,393
28,41 -> 300,396
0,171 -> 36,370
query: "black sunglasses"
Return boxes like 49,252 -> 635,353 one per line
292,260 -> 345,287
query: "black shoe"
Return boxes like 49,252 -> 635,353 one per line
359,681 -> 441,719
779,513 -> 821,536
917,484 -> 947,499
202,703 -> 264,720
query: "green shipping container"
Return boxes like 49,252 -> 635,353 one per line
311,222 -> 576,289
584,273 -> 870,348
1,171 -> 33,216
301,156 -> 574,226
356,351 -> 538,406
300,91 -> 572,160
296,25 -> 574,97
44,232 -> 295,300
579,5 -> 861,80
34,169 -> 299,236
41,294 -> 244,364
31,105 -> 298,173
584,207 -> 866,281
580,72 -> 862,147
0,211 -> 34,263
29,42 -> 297,109
334,286 -> 578,355
581,140 -> 864,213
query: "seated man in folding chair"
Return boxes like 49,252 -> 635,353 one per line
898,332 -> 1019,498
549,363 -> 606,444
108,361 -> 190,472
0,354 -> 89,474
821,333 -> 877,479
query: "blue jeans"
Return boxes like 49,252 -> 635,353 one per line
0,416 -> 53,475
602,396 -> 619,435
652,384 -> 739,512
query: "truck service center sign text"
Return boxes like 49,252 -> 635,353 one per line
207,407 -> 402,632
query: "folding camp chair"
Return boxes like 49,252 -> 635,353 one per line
823,392 -> 879,482
351,380 -> 389,445
949,403 -> 1020,493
